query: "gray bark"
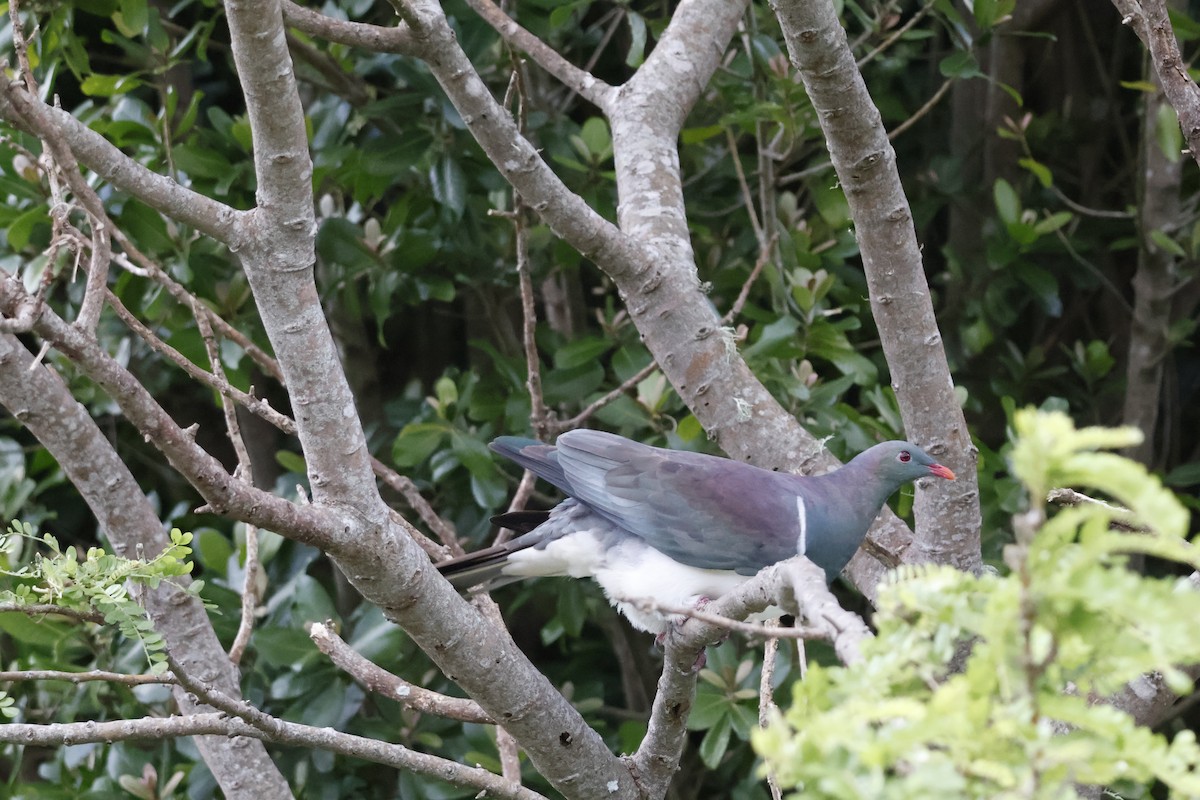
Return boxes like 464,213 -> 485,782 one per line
0,332 -> 294,800
770,0 -> 981,573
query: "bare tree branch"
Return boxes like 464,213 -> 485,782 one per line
308,621 -> 493,724
0,90 -> 243,246
0,603 -> 104,624
770,0 -> 980,574
551,360 -> 660,435
0,276 -> 336,547
196,304 -> 263,667
759,625 -> 785,800
1111,0 -> 1200,170
464,0 -> 615,111
282,0 -> 415,55
0,669 -> 175,686
514,204 -> 555,441
105,288 -> 295,434
0,327 -> 293,799
631,555 -> 870,797
0,713 -> 547,800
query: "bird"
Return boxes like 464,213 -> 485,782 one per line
436,429 -> 955,635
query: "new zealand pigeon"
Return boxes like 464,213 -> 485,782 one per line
436,430 -> 955,634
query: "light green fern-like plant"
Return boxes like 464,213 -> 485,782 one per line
0,521 -> 205,676
754,409 -> 1200,799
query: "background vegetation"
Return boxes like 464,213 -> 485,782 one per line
0,0 -> 1197,797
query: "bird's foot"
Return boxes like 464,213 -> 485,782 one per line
653,596 -> 722,672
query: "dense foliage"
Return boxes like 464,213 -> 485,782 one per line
756,411 -> 1200,798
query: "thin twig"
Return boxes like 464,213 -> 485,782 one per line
0,602 -> 104,624
517,215 -> 555,442
0,669 -> 176,686
98,225 -> 285,384
463,0 -> 615,112
308,621 -> 493,723
1049,184 -> 1134,219
0,712 -> 544,799
371,456 -> 459,556
887,77 -> 953,140
621,596 -> 822,640
1047,487 -> 1149,532
105,288 -> 295,433
759,625 -> 785,800
196,300 -> 261,667
857,0 -> 936,69
725,128 -> 765,246
495,43 -> 532,789
722,234 -> 777,324
9,0 -> 38,89
550,359 -> 659,434
79,231 -> 450,561
7,4 -> 111,336
75,204 -> 111,333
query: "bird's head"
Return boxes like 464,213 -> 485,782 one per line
856,440 -> 956,486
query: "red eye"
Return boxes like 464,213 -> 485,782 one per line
898,451 -> 911,463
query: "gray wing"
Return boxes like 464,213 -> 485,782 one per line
554,430 -> 801,573
489,437 -> 570,493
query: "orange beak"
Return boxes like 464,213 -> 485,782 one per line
928,463 -> 956,481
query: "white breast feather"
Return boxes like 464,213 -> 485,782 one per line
501,530 -> 781,635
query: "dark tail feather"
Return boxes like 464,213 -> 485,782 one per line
436,543 -> 521,591
437,511 -> 555,591
491,510 -> 550,535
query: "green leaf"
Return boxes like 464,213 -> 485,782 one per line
1165,461 -> 1200,487
275,450 -> 307,475
252,627 -> 320,668
578,117 -> 612,162
939,50 -> 983,79
80,73 -> 144,97
450,430 -> 495,477
993,178 -> 1020,225
6,207 -> 51,252
1156,102 -> 1183,163
625,11 -> 647,67
688,685 -> 731,730
392,423 -> 449,468
0,611 -> 72,647
1149,228 -> 1186,257
676,414 -> 704,442
115,0 -> 149,35
1120,79 -> 1160,93
973,0 -> 1015,28
194,529 -> 233,578
554,337 -> 612,369
698,714 -> 732,768
548,1 -> 579,26
347,606 -> 407,664
430,156 -> 467,219
1018,157 -> 1053,188
434,376 -> 458,410
681,125 -> 725,144
470,472 -> 509,510
543,362 -> 605,406
1033,211 -> 1072,235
